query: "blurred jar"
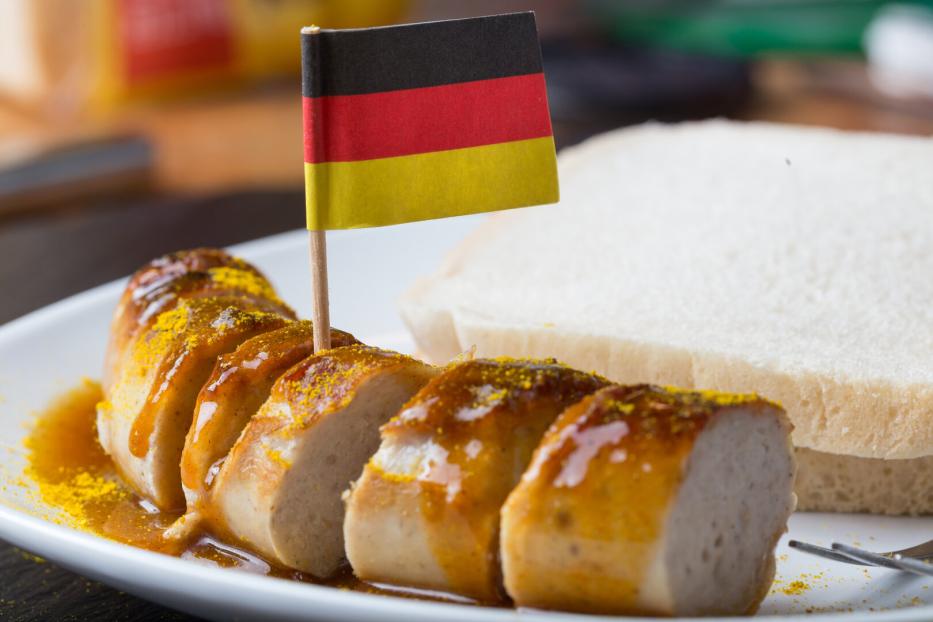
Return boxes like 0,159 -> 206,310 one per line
865,3 -> 933,99
0,0 -> 407,117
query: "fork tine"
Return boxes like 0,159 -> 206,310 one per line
789,539 -> 933,577
893,554 -> 933,578
832,543 -> 902,570
888,540 -> 933,563
788,540 -> 870,566
832,543 -> 932,576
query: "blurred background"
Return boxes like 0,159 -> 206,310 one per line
2,0 -> 933,327
0,1 -> 932,619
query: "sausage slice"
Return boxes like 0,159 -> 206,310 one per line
103,248 -> 294,391
97,297 -> 290,510
207,345 -> 436,578
168,321 -> 358,540
343,358 -> 608,602
500,384 -> 796,616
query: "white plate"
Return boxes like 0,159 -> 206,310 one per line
0,217 -> 929,622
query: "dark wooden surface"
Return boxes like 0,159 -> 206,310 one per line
0,547 -> 194,622
0,191 -> 304,326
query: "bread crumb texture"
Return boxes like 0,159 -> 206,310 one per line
795,447 -> 933,515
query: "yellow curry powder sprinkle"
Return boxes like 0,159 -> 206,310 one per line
17,550 -> 45,564
29,472 -> 127,530
132,302 -> 192,367
463,358 -> 568,395
207,267 -> 281,304
152,301 -> 190,334
22,380 -> 128,530
386,357 -> 602,430
264,446 -> 293,469
284,346 -> 414,421
287,364 -> 360,414
476,387 -> 509,407
133,299 -> 285,371
781,580 -> 811,596
661,385 -> 769,408
367,460 -> 416,484
22,380 -> 178,552
602,399 -> 636,415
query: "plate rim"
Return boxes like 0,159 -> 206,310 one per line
1,501 -> 930,622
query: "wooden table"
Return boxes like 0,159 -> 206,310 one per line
0,58 -> 930,621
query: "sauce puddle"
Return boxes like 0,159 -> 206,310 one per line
21,381 -> 473,603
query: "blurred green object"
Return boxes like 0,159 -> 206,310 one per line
587,0 -> 933,56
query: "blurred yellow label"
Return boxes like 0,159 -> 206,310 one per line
88,0 -> 407,109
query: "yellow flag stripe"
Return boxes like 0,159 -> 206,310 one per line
305,136 -> 558,230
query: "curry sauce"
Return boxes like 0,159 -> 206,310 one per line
22,380 -> 471,603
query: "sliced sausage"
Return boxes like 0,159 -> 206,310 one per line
103,248 -> 293,391
343,358 -> 608,602
168,321 -> 358,540
500,384 -> 796,616
97,296 -> 290,510
207,345 -> 436,578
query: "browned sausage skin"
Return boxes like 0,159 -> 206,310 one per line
207,345 -> 437,577
344,357 -> 609,602
98,250 -> 296,511
501,384 -> 796,616
103,248 -> 294,391
166,321 -> 359,540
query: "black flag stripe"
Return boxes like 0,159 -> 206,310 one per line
302,12 -> 542,98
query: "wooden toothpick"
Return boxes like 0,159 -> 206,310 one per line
303,25 -> 330,352
308,229 -> 331,352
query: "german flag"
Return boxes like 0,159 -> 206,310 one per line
302,12 -> 559,230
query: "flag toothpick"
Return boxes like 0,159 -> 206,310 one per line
303,25 -> 331,353
300,13 -> 558,352
308,229 -> 330,352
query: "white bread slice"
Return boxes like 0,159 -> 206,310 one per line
400,120 -> 933,464
500,384 -> 795,616
795,448 -> 933,515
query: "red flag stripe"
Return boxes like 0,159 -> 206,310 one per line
303,73 -> 552,164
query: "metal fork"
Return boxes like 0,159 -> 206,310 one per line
789,538 -> 933,577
